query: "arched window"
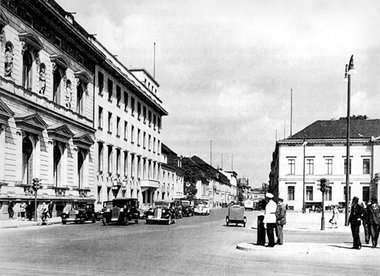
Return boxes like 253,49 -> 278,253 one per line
53,66 -> 64,104
22,49 -> 33,89
74,71 -> 90,115
53,143 -> 62,187
22,136 -> 33,185
77,150 -> 85,189
76,81 -> 85,114
51,55 -> 69,105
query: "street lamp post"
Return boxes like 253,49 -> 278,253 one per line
302,140 -> 307,213
344,55 -> 355,226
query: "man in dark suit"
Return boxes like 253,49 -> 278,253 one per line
48,200 -> 54,218
275,198 -> 286,245
348,197 -> 364,249
368,196 -> 380,248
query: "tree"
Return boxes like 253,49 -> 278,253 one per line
184,182 -> 198,201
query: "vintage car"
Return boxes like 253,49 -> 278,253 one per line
146,201 -> 176,225
179,200 -> 194,217
226,204 -> 247,227
102,198 -> 140,226
194,203 -> 210,215
61,202 -> 96,224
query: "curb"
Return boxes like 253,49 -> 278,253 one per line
0,220 -> 61,229
236,243 -> 258,251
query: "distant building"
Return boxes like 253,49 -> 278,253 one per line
269,117 -> 380,211
237,178 -> 250,201
161,144 -> 184,200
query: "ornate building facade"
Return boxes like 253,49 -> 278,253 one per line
0,0 -> 100,219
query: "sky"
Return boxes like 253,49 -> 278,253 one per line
57,0 -> 380,187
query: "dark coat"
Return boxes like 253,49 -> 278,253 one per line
349,204 -> 364,226
275,203 -> 286,225
368,203 -> 380,225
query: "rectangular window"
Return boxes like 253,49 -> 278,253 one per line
131,97 -> 135,115
124,121 -> 128,140
158,116 -> 161,129
124,91 -> 128,112
148,110 -> 152,126
324,187 -> 332,201
124,151 -> 128,177
306,186 -> 313,201
306,159 -> 314,175
108,112 -> 112,134
153,114 -> 157,129
326,159 -> 333,175
137,102 -> 141,120
143,106 -> 147,122
97,186 -> 102,203
363,186 -> 370,203
344,186 -> 352,201
98,106 -> 103,129
98,72 -> 104,95
143,132 -> 146,149
363,158 -> 370,174
97,142 -> 103,173
107,145 -> 113,174
153,137 -> 156,153
287,186 -> 295,201
116,116 -> 120,137
116,86 -> 121,107
288,159 -> 295,175
137,156 -> 141,179
108,79 -> 113,101
131,125 -> 135,143
157,140 -> 160,154
131,154 -> 135,178
116,148 -> 121,176
344,159 -> 352,174
148,135 -> 151,151
137,128 -> 141,146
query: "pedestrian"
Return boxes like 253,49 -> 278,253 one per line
20,202 -> 27,221
275,197 -> 286,245
329,205 -> 339,228
263,193 -> 277,247
368,196 -> 380,248
8,201 -> 14,219
26,201 -> 34,221
362,201 -> 371,244
348,196 -> 364,250
48,200 -> 54,218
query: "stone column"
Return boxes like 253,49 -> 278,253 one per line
0,126 -> 5,181
15,130 -> 24,183
33,135 -> 41,179
72,145 -> 78,188
47,140 -> 54,185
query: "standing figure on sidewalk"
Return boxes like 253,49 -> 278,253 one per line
348,197 -> 364,250
368,196 -> 380,248
48,200 -> 54,218
8,201 -> 14,219
329,205 -> 339,228
20,202 -> 27,221
362,201 -> 371,244
263,193 -> 277,247
275,198 -> 286,245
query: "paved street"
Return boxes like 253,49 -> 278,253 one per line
0,209 -> 379,276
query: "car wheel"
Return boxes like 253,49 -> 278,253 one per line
62,220 -> 67,225
92,217 -> 96,223
102,218 -> 108,226
123,216 -> 128,225
135,219 -> 138,224
80,217 -> 85,224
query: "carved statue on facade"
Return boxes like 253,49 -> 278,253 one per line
65,79 -> 73,109
39,63 -> 46,94
4,42 -> 13,77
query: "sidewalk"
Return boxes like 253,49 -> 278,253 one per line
248,210 -> 351,233
0,217 -> 62,229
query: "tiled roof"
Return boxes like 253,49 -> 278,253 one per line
289,118 -> 380,140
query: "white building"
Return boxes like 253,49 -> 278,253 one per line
269,117 -> 380,211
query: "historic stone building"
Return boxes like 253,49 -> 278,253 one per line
269,117 -> 380,211
0,0 -> 100,219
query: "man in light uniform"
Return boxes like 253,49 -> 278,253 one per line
263,193 -> 277,247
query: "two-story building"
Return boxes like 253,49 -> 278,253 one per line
269,117 -> 380,211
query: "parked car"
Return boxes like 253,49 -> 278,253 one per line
61,202 -> 96,224
226,204 -> 246,227
146,201 -> 176,225
102,198 -> 140,226
172,201 -> 183,219
180,200 -> 194,216
194,203 -> 210,215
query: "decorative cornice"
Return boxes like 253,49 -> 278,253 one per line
19,32 -> 44,52
47,123 -> 74,143
0,97 -> 14,125
0,8 -> 9,28
15,113 -> 48,134
73,133 -> 94,149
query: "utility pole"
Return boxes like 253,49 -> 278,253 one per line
290,89 -> 293,136
153,42 -> 156,78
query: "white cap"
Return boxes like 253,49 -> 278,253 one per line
266,193 -> 274,199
